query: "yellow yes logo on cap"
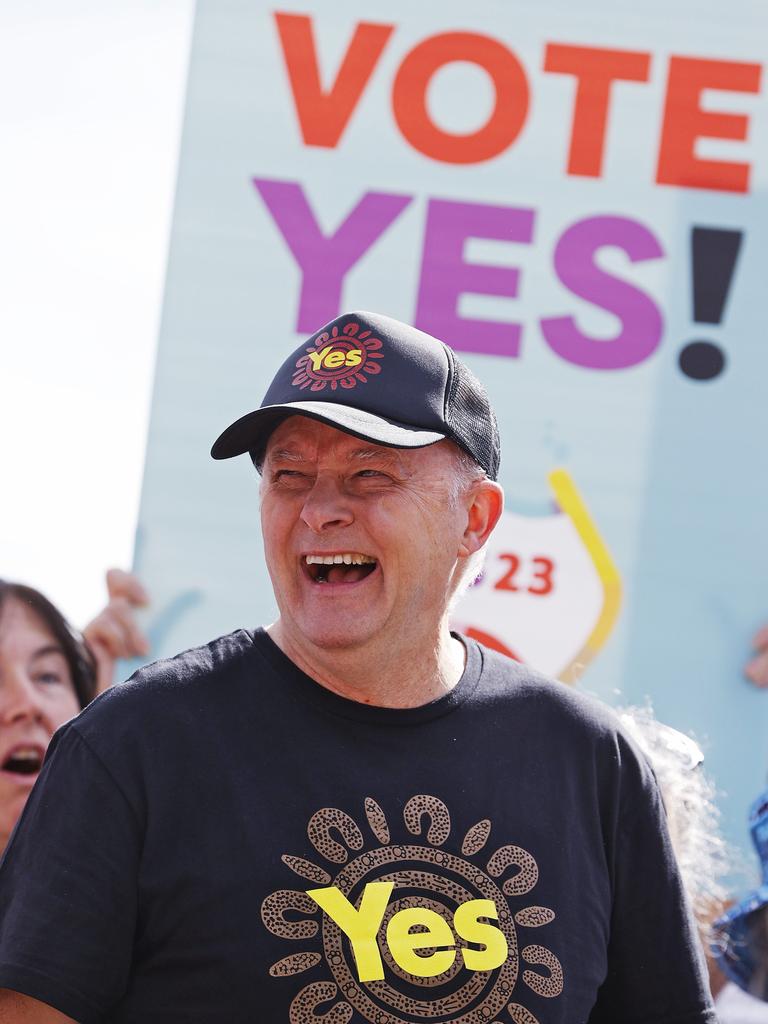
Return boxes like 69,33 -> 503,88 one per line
292,319 -> 384,392
305,346 -> 363,371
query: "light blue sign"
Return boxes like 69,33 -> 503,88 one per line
135,0 -> 768,870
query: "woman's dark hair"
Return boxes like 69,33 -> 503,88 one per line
0,581 -> 97,708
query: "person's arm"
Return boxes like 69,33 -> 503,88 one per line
588,734 -> 717,1022
0,990 -> 76,1023
745,624 -> 768,688
0,721 -> 141,1022
82,569 -> 149,693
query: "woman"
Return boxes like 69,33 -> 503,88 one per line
620,704 -> 768,1021
0,573 -> 148,852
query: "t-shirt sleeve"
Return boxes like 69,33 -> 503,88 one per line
0,723 -> 141,1024
588,734 -> 717,1024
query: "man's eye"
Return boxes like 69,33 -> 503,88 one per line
354,469 -> 395,484
272,469 -> 313,488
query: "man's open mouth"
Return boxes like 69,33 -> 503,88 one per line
2,746 -> 44,776
304,553 -> 377,585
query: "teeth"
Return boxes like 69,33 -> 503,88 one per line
11,749 -> 39,761
305,554 -> 376,566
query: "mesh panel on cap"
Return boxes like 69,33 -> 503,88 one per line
444,356 -> 501,480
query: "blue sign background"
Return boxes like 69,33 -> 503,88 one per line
133,0 -> 768,877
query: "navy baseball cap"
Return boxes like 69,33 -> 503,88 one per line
211,311 -> 500,480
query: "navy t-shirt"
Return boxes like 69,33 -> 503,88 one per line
0,629 -> 715,1023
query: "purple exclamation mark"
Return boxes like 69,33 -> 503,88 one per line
678,227 -> 743,381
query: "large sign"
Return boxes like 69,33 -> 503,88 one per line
135,0 -> 768,864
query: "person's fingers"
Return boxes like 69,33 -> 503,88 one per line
105,568 -> 149,607
83,610 -> 131,659
105,596 -> 150,657
750,623 -> 768,652
83,575 -> 150,694
85,600 -> 150,659
745,649 -> 768,688
87,640 -> 116,696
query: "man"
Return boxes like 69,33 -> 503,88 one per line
0,312 -> 715,1022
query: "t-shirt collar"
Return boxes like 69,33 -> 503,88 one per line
249,627 -> 483,725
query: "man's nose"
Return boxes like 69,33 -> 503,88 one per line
0,672 -> 45,725
300,475 -> 354,534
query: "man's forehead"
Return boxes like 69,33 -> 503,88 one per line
264,418 -> 408,464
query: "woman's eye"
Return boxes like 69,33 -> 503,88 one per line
35,672 -> 63,686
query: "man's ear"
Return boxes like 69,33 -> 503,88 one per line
458,480 -> 504,557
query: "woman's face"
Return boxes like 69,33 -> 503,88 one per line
0,598 -> 81,849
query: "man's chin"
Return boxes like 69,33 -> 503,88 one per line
285,612 -> 383,653
300,627 -> 373,651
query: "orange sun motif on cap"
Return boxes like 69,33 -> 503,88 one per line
292,321 -> 384,392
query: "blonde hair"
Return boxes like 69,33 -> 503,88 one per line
618,703 -> 730,930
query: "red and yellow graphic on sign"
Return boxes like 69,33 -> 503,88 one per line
452,469 -> 622,683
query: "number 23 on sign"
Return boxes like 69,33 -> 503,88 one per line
481,554 -> 556,596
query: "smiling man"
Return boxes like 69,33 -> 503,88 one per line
0,312 -> 715,1023
258,419 -> 480,706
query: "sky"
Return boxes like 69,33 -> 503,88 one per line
0,1 -> 195,627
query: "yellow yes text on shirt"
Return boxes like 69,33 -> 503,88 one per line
306,882 -> 508,982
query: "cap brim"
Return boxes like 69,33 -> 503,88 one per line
211,401 -> 446,460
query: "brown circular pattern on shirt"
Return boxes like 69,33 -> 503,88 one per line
508,1003 -> 540,1024
378,896 -> 468,987
322,844 -> 518,1023
403,794 -> 451,846
282,855 -> 332,885
262,889 -> 319,940
308,808 -> 364,863
270,952 -> 323,977
263,796 -> 562,1023
462,819 -> 492,856
378,869 -> 476,911
514,907 -> 555,928
486,845 -> 539,896
289,981 -> 353,1024
365,798 -> 390,845
521,945 -> 563,997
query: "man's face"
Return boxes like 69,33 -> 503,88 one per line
260,417 -> 474,652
